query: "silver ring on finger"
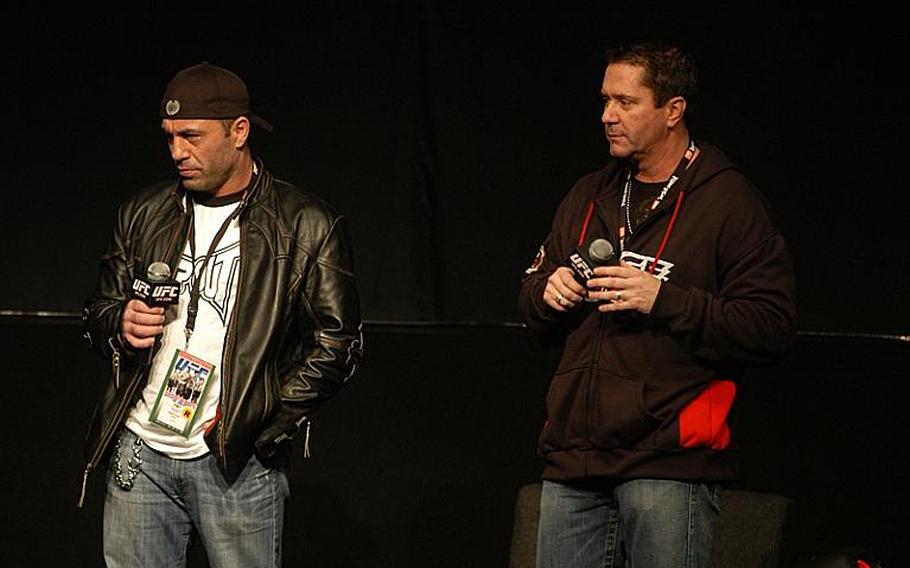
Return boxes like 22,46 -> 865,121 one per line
614,291 -> 624,302
555,292 -> 565,305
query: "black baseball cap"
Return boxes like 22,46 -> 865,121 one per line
159,62 -> 273,131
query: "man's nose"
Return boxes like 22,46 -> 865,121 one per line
601,101 -> 618,124
169,138 -> 189,162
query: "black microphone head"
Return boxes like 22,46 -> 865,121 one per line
147,262 -> 172,283
588,239 -> 615,264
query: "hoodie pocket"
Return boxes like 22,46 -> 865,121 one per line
589,370 -> 661,450
538,367 -> 589,454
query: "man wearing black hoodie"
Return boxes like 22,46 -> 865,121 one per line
519,42 -> 796,568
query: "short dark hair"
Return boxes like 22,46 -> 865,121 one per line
218,118 -> 235,136
605,42 -> 698,116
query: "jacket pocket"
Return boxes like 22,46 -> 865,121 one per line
538,367 -> 588,454
589,370 -> 661,451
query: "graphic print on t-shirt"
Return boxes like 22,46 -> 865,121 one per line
174,242 -> 241,325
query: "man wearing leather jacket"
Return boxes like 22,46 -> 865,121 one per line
81,62 -> 363,567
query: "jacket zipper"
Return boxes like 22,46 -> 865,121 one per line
216,201 -> 249,468
218,252 -> 241,468
578,185 -> 679,467
215,169 -> 264,468
79,197 -> 189,507
164,199 -> 188,273
110,338 -> 122,389
581,191 -> 618,466
79,365 -> 143,507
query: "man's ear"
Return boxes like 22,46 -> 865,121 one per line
232,116 -> 251,148
666,96 -> 687,128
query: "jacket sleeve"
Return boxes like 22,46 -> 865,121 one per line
82,203 -> 139,364
649,189 -> 797,367
255,215 -> 363,457
518,190 -> 587,343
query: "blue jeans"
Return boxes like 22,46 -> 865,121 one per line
103,429 -> 290,568
537,478 -> 721,568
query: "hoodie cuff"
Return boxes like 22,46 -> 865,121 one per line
650,280 -> 687,325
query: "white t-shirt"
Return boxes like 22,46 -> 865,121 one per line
126,194 -> 242,459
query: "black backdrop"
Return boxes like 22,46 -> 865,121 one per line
2,3 -> 908,567
2,3 -> 907,331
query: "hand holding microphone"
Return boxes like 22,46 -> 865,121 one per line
122,262 -> 179,350
568,238 -> 617,286
545,239 -> 617,312
586,253 -> 663,315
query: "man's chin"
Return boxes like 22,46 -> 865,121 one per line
607,145 -> 630,158
181,179 -> 212,193
606,138 -> 629,158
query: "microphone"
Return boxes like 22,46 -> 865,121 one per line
131,262 -> 180,308
129,262 -> 179,365
588,238 -> 617,267
568,238 -> 617,282
568,239 -> 618,303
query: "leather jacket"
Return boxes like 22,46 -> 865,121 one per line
80,161 -> 363,503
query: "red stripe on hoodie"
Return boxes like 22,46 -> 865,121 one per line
679,380 -> 736,450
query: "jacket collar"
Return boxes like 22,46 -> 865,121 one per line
167,158 -> 271,214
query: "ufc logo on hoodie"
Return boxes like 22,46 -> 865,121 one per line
620,251 -> 674,282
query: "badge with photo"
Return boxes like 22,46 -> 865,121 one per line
149,350 -> 216,437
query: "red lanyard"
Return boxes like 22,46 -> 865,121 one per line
619,139 -> 697,253
578,140 -> 698,275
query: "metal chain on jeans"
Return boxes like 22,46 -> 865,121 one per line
112,433 -> 144,490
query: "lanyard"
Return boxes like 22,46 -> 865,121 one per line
183,195 -> 245,348
619,139 -> 698,253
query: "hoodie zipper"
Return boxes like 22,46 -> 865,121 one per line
583,313 -> 608,469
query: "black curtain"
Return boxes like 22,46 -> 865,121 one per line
2,2 -> 907,332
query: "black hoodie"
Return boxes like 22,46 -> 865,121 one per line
519,143 -> 796,482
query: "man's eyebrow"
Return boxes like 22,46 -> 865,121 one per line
179,127 -> 204,135
601,92 -> 639,101
162,127 -> 203,136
